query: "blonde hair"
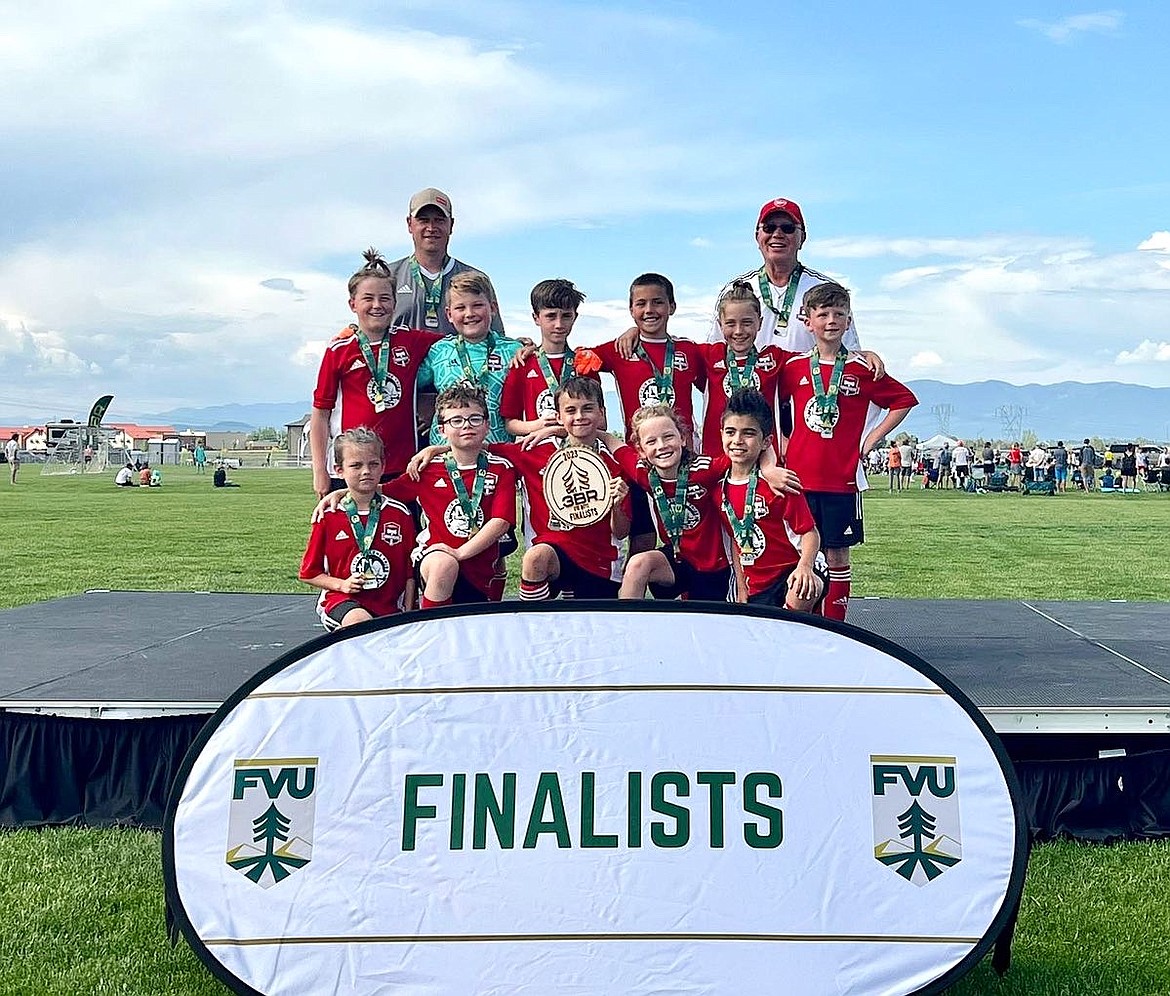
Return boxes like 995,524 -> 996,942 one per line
445,270 -> 493,305
347,247 -> 393,297
333,426 -> 383,466
630,404 -> 691,464
717,280 -> 762,320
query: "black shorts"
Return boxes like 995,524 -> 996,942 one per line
323,599 -> 367,629
803,491 -> 864,549
414,553 -> 492,605
628,482 -> 654,539
747,563 -> 830,610
648,548 -> 732,602
547,545 -> 620,599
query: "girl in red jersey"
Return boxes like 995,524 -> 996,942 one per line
602,404 -> 798,601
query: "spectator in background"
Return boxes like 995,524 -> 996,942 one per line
138,463 -> 151,487
1079,438 -> 1097,493
937,443 -> 953,488
898,440 -> 914,489
5,433 -> 18,485
952,440 -> 971,489
115,463 -> 134,487
980,441 -> 995,478
1051,440 -> 1069,492
887,443 -> 902,491
1120,444 -> 1138,493
1027,443 -> 1049,484
1007,442 -> 1023,489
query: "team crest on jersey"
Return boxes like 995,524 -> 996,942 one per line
486,353 -> 504,373
366,373 -> 402,409
349,550 -> 391,589
638,379 -> 674,408
739,524 -> 767,565
535,388 -> 556,419
803,397 -> 840,436
391,345 -> 411,367
872,755 -> 962,887
444,500 -> 485,538
381,522 -> 403,545
840,374 -> 861,396
723,369 -> 761,396
672,354 -> 689,371
757,352 -> 777,372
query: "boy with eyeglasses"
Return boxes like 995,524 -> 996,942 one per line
382,384 -> 516,607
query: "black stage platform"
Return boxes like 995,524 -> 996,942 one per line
3,591 -> 1170,838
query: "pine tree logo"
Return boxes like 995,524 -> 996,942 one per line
871,755 -> 962,887
225,758 -> 318,889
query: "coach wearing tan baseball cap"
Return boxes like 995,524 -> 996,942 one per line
385,187 -> 506,335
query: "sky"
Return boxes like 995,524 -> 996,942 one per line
2,0 -> 1169,424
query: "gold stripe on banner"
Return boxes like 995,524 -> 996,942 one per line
246,684 -> 947,700
204,931 -> 980,947
232,757 -> 319,767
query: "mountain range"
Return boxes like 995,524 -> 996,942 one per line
105,381 -> 1169,444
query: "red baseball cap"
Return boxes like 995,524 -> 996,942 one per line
756,197 -> 806,232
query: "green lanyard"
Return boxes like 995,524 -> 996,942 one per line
725,346 -> 759,393
808,348 -> 848,436
409,257 -> 444,328
444,452 -> 488,536
355,329 -> 390,411
536,349 -> 576,393
647,462 -> 691,550
342,494 -> 382,562
454,334 -> 496,386
634,338 -> 676,405
722,470 -> 759,556
757,264 -> 803,328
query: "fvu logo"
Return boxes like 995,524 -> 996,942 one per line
226,757 -> 318,888
871,755 -> 962,886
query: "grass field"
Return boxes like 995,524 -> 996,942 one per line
2,466 -> 1170,994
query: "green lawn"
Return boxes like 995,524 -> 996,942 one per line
2,467 -> 1170,994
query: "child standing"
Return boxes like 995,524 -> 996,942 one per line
310,249 -> 442,497
300,428 -> 415,629
501,279 -> 598,439
719,389 -> 826,611
384,384 -> 516,608
778,283 -> 918,621
417,270 -> 526,445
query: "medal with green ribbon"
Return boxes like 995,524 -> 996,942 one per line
724,346 -> 759,393
453,334 -> 497,387
409,257 -> 444,328
355,328 -> 391,412
536,348 -> 575,392
342,493 -> 382,583
722,470 -> 759,556
808,347 -> 848,437
757,264 -> 803,328
647,461 -> 691,550
444,452 -> 487,536
634,337 -> 676,405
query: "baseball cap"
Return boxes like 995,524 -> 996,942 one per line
756,197 -> 805,232
408,187 -> 453,219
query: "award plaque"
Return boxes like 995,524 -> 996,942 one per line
543,446 -> 614,528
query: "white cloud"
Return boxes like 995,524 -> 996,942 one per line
690,237 -> 713,249
1016,10 -> 1124,43
814,235 -> 1092,260
909,351 -> 945,370
1139,232 -> 1170,252
1116,340 -> 1170,364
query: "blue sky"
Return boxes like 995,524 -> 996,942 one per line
2,0 -> 1168,423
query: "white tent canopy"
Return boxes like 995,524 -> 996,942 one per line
918,433 -> 960,455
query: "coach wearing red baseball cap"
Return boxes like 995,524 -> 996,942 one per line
711,197 -> 859,352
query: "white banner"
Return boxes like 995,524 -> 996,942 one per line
165,604 -> 1026,996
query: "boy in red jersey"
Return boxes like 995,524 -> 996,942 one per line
778,283 -> 917,621
501,278 -> 598,440
410,376 -> 630,599
310,249 -> 442,497
383,384 -> 516,608
300,428 -> 415,630
719,390 -> 826,611
588,273 -> 706,440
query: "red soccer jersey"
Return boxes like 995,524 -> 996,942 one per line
383,453 -> 517,600
720,476 -> 817,596
778,354 -> 919,493
312,327 -> 442,475
499,352 -> 600,423
591,337 -> 706,441
299,496 -> 415,618
491,439 -> 629,581
696,343 -> 790,456
612,444 -> 730,573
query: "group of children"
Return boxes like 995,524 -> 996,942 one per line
299,250 -> 918,630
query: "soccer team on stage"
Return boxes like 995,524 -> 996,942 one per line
300,194 -> 919,631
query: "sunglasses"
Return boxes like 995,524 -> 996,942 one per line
441,413 -> 487,428
759,221 -> 800,235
